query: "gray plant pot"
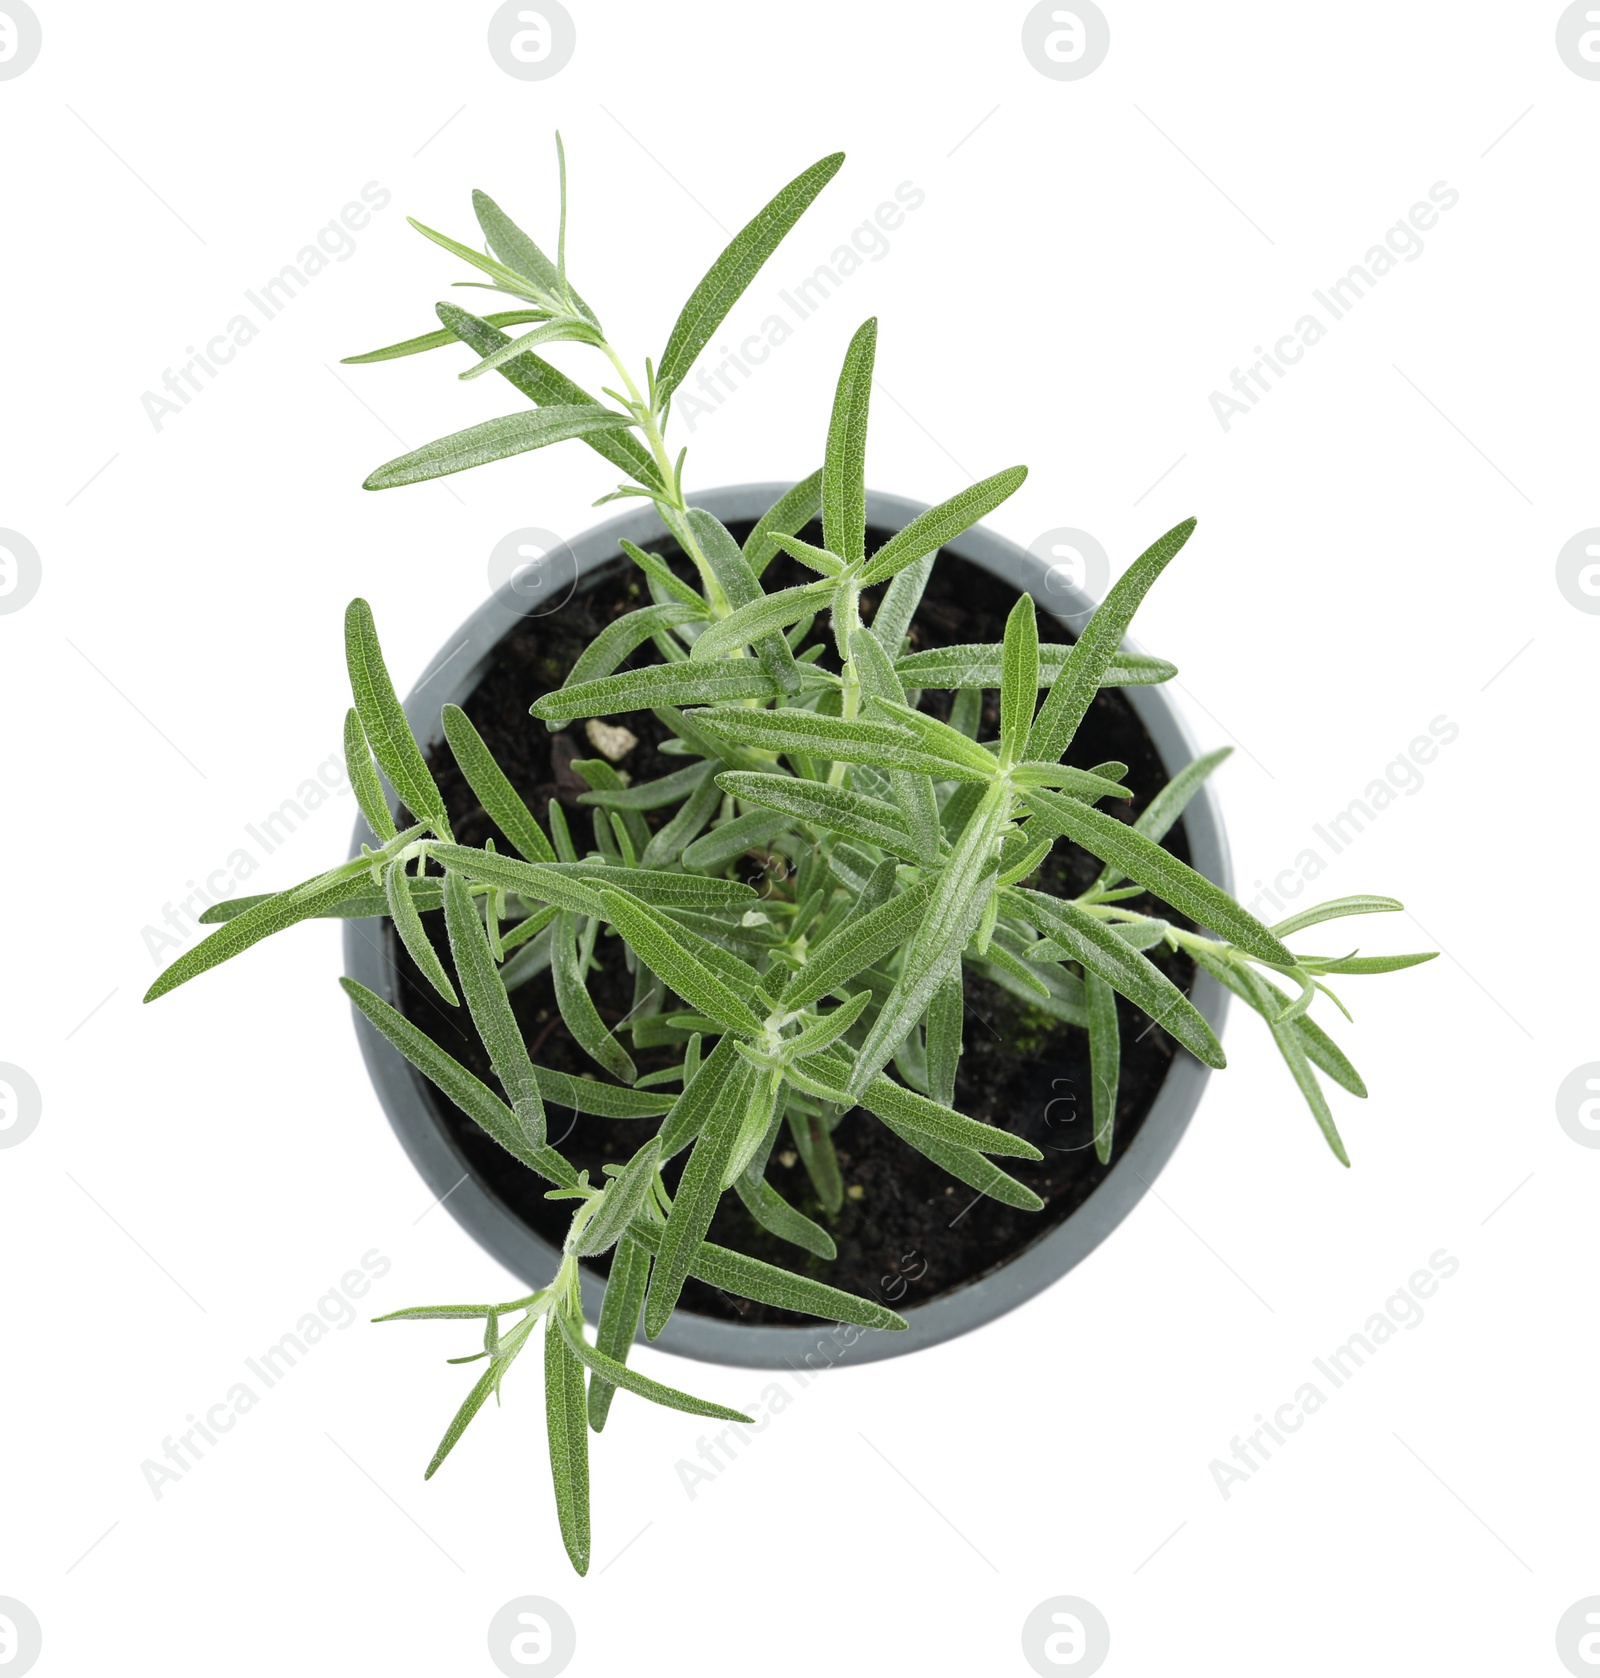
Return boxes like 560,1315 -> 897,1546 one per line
345,484 -> 1230,1369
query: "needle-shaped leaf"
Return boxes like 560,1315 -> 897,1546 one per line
796,1052 -> 1042,1160
1186,945 -> 1367,1097
744,469 -> 825,575
339,979 -> 578,1185
893,643 -> 1177,689
1270,895 -> 1405,938
1273,970 -> 1318,1025
733,1174 -> 836,1259
551,911 -> 636,1083
796,1074 -> 1042,1207
658,1032 -> 745,1158
433,303 -> 662,490
715,770 -> 918,859
858,465 -> 1029,588
926,970 -> 963,1107
646,910 -> 765,996
691,706 -> 993,782
345,599 -> 451,837
424,846 -> 606,916
1085,971 -> 1121,1163
897,1126 -> 1044,1208
544,1314 -> 591,1574
387,859 -> 457,1005
656,152 -> 845,400
788,1099 -> 844,1213
556,1308 -> 750,1421
573,758 -> 650,859
679,809 -> 791,873
460,316 -> 607,379
527,1064 -> 670,1118
482,908 -> 555,978
1273,1036 -> 1348,1164
626,1218 -> 907,1331
640,772 -> 722,868
472,187 -> 597,320
1007,887 -> 1225,1068
531,660 -> 804,723
547,796 -> 577,861
824,318 -> 876,568
1217,960 -> 1353,1167
849,625 -> 941,863
471,189 -> 558,301
374,1302 -> 512,1323
566,862 -> 759,906
1093,746 -> 1230,890
553,134 -> 574,302
825,842 -> 884,894
644,1056 -> 756,1336
598,889 -> 765,1037
999,592 -> 1040,766
777,989 -> 873,1060
563,604 -> 707,692
363,405 -> 634,490
1027,517 -> 1196,763
427,845 -> 757,914
846,784 -> 1010,1098
407,214 -> 551,300
442,870 -> 546,1142
342,309 -> 546,363
722,1067 -> 783,1187
441,704 -> 556,863
870,551 -> 936,656
1099,651 -> 1179,686
977,938 -> 1052,1000
578,760 -> 715,812
199,881 -> 454,923
687,509 -> 803,692
950,693 -> 982,739
144,831 -> 421,1001
1313,951 -> 1437,976
344,708 -> 397,841
1021,786 -> 1292,966
653,703 -> 763,767
996,831 -> 1054,888
618,537 -> 704,610
687,579 -> 835,664
425,1361 -> 502,1479
1004,762 -> 1131,802
986,940 -> 1090,1013
861,695 -> 1000,779
587,1234 -> 650,1432
765,532 -> 844,576
570,1138 -> 662,1257
783,878 -> 934,1009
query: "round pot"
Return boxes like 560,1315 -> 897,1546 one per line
345,484 -> 1230,1368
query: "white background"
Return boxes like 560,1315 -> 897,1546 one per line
2,3 -> 1596,1674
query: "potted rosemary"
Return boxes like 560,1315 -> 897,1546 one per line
146,142 -> 1433,1574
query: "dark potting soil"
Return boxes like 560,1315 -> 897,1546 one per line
391,517 -> 1198,1326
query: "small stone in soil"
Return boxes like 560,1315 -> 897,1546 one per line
586,719 -> 638,761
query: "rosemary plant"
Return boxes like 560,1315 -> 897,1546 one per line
146,141 -> 1434,1573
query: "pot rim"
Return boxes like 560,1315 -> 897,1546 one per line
344,484 -> 1230,1369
